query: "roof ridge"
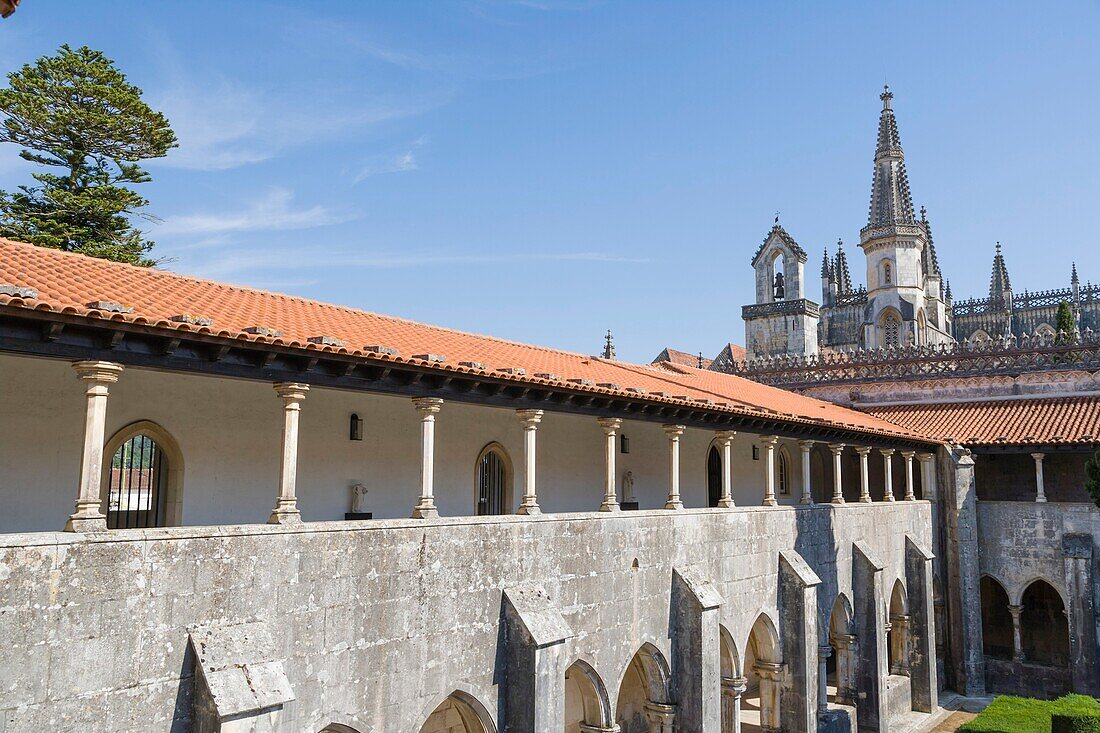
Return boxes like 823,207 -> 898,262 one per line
0,238 -> 607,363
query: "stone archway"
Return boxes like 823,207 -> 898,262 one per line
565,659 -> 613,732
742,614 -> 783,733
615,643 -> 673,733
719,625 -> 745,733
887,580 -> 910,676
420,691 -> 496,733
979,576 -> 1013,661
1020,579 -> 1070,667
828,594 -> 856,706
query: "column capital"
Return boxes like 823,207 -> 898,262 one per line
901,450 -> 916,459
854,445 -> 872,456
516,408 -> 544,426
818,644 -> 833,659
752,660 -> 785,680
273,381 -> 309,401
412,396 -> 444,415
1031,452 -> 1046,463
1008,604 -> 1024,617
798,439 -> 815,451
72,360 -> 124,384
721,675 -> 748,696
715,429 -> 737,442
917,451 -> 935,462
828,442 -> 846,455
662,424 -> 686,437
760,434 -> 779,446
879,447 -> 896,457
597,416 -> 623,432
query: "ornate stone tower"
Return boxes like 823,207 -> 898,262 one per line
742,223 -> 820,358
859,86 -> 952,348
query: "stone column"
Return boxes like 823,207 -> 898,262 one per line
516,409 -> 543,515
833,634 -> 858,705
644,702 -> 677,733
761,435 -> 778,506
829,443 -> 845,504
918,452 -> 937,501
598,417 -> 623,512
1008,604 -> 1024,661
754,662 -> 784,733
855,447 -> 872,503
721,676 -> 746,733
880,448 -> 896,502
411,397 -> 443,518
1062,533 -> 1100,695
853,541 -> 889,729
798,440 -> 814,505
889,614 -> 911,676
716,431 -> 736,508
905,535 -> 938,713
1031,452 -> 1047,503
664,425 -> 685,510
902,451 -> 917,500
817,645 -> 832,716
65,361 -> 125,532
671,567 -> 722,733
268,382 -> 309,525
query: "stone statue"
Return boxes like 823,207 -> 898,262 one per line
351,482 -> 369,514
773,271 -> 785,300
621,471 -> 635,503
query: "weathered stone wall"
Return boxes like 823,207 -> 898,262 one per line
0,503 -> 933,732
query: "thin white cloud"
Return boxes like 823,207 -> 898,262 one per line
354,136 -> 427,182
158,188 -> 349,236
183,247 -> 650,280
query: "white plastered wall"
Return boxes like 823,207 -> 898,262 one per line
0,352 -> 810,533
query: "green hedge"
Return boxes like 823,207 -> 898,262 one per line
959,695 -> 1100,733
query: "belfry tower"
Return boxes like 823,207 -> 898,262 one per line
859,86 -> 952,348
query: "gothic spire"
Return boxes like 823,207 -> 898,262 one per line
834,238 -> 852,294
866,85 -> 916,228
602,329 -> 616,359
1072,262 -> 1080,287
989,242 -> 1012,308
821,243 -> 834,281
919,205 -> 942,278
945,279 -> 953,302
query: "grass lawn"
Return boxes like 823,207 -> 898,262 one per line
959,695 -> 1100,732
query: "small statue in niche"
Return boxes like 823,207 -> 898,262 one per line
621,470 -> 635,503
773,271 -> 786,300
351,482 -> 369,514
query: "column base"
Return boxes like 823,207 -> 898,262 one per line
800,495 -> 813,505
1036,496 -> 1047,503
717,498 -> 736,508
64,512 -> 107,532
762,497 -> 778,507
859,494 -> 872,503
831,495 -> 845,505
884,495 -> 896,502
268,508 -> 302,525
599,500 -> 621,512
664,499 -> 684,510
905,493 -> 917,501
516,502 -> 541,515
410,504 -> 439,519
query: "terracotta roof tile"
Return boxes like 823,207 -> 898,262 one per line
866,398 -> 1100,447
0,239 -> 929,443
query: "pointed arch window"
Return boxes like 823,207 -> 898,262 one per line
881,311 -> 902,348
476,444 -> 512,516
777,448 -> 790,495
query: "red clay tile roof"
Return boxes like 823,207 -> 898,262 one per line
0,239 -> 932,443
653,348 -> 714,369
866,397 -> 1100,447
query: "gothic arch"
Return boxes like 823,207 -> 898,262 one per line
418,689 -> 497,733
1020,578 -> 1070,667
565,659 -> 614,731
979,575 -> 1013,660
318,725 -> 361,733
719,624 -> 742,678
880,259 -> 895,287
744,613 -> 782,731
614,643 -> 672,732
827,594 -> 856,706
706,440 -> 723,508
888,579 -> 910,676
878,308 -> 903,348
916,310 -> 927,345
101,420 -> 185,528
776,445 -> 792,497
474,442 -> 513,516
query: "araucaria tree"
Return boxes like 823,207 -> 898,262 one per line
0,45 -> 176,265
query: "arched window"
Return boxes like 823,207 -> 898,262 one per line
420,691 -> 496,733
979,576 -> 1013,660
777,448 -> 790,495
475,444 -> 512,516
706,445 -> 722,507
102,421 -> 183,529
883,261 -> 893,285
881,311 -> 902,348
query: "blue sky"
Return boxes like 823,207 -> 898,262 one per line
1,1 -> 1098,363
